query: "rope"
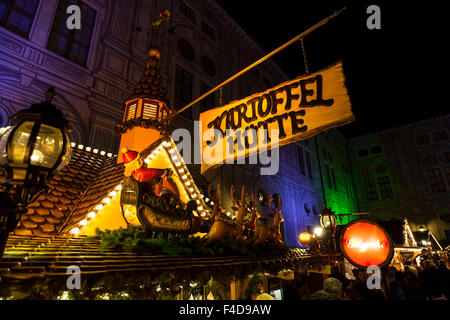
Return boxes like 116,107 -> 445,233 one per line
300,38 -> 310,75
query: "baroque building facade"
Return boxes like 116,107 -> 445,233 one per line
1,0 -> 449,246
348,115 -> 450,243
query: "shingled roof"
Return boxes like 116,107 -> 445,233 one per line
128,48 -> 169,104
0,147 -> 124,237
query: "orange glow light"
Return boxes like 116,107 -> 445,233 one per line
341,220 -> 393,267
298,232 -> 312,244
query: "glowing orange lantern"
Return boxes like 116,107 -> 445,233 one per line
339,219 -> 394,268
298,232 -> 312,244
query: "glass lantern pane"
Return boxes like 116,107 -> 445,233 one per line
30,124 -> 63,168
55,133 -> 72,172
0,126 -> 12,165
11,121 -> 34,163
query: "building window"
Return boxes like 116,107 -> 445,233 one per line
423,155 -> 437,166
358,149 -> 368,157
177,39 -> 195,61
297,145 -> 305,176
364,179 -> 378,200
201,19 -> 215,40
199,81 -> 215,113
305,150 -> 313,179
179,0 -> 195,23
201,56 -> 216,77
47,0 -> 96,66
325,165 -> 332,189
416,134 -> 430,145
377,176 -> 393,199
432,130 -> 448,142
441,152 -> 450,163
331,168 -> 337,191
427,168 -> 446,193
174,64 -> 193,117
371,145 -> 382,154
0,0 -> 39,37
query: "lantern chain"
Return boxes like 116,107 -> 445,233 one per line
218,87 -> 223,107
300,38 -> 310,75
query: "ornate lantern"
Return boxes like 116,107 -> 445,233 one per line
319,207 -> 337,233
0,88 -> 71,204
0,88 -> 72,257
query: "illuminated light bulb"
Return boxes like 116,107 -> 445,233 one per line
157,145 -> 163,150
226,212 -> 231,216
205,198 -> 210,202
109,191 -> 117,197
182,175 -> 188,180
30,150 -> 44,164
79,220 -> 88,226
100,151 -> 106,156
102,197 -> 110,204
201,194 -> 205,198
201,212 -> 206,217
71,227 -> 80,235
185,181 -> 191,186
107,153 -> 112,157
189,187 -> 194,192
93,149 -> 98,154
95,204 -> 104,211
169,149 -> 175,154
191,194 -> 197,198
175,162 -> 181,167
144,158 -> 150,164
115,185 -> 122,191
88,212 -> 96,218
163,141 -> 170,147
149,153 -> 155,159
86,147 -> 92,152
171,155 -> 178,161
197,206 -> 203,211
71,142 -> 76,147
78,144 -> 84,149
210,201 -> 214,206
313,227 -> 323,237
196,200 -> 200,204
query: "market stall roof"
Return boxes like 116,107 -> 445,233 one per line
0,146 -> 124,237
0,234 -> 329,284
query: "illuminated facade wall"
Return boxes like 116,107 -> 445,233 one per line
348,115 -> 450,242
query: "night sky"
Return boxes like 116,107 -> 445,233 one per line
216,0 -> 450,138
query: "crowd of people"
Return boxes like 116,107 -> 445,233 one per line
286,256 -> 449,300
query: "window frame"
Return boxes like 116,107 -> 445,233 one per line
297,145 -> 306,176
46,0 -> 97,67
427,168 -> 447,193
0,0 -> 40,38
364,178 -> 379,200
377,176 -> 394,199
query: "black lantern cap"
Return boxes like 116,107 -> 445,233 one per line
9,87 -> 72,132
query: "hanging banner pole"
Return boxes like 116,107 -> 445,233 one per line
166,7 -> 346,121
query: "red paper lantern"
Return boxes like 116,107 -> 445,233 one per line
339,219 -> 393,268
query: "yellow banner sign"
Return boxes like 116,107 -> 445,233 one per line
199,61 -> 354,174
